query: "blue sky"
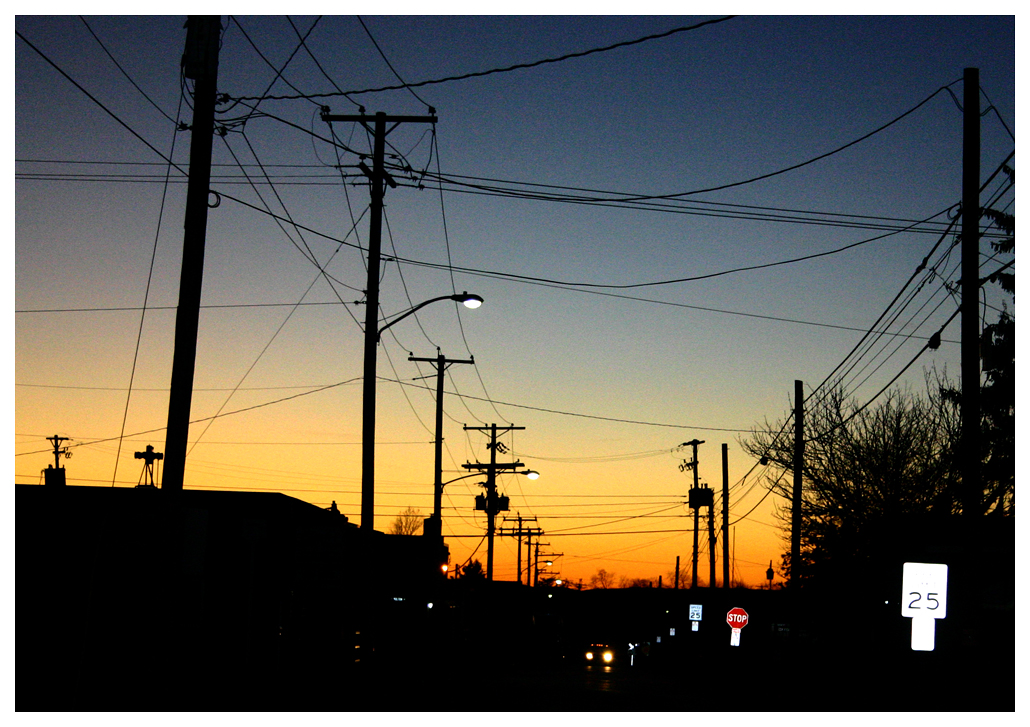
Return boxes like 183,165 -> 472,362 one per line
13,12 -> 1016,585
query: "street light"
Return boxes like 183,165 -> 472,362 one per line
424,468 -> 540,539
376,292 -> 483,341
361,292 -> 483,530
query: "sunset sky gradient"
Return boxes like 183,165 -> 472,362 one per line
14,11 -> 1015,587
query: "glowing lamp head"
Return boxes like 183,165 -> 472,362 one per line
524,470 -> 540,480
453,292 -> 483,309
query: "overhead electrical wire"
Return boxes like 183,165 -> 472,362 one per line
108,78 -> 187,489
356,15 -> 432,110
78,16 -> 178,124
286,15 -> 363,111
15,29 -> 185,176
226,15 -> 325,118
20,158 -> 1004,244
225,16 -> 739,102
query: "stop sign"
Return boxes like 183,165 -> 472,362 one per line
726,607 -> 749,628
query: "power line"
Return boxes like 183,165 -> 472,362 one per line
15,29 -> 184,175
78,16 -> 177,124
356,15 -> 432,110
225,16 -> 739,102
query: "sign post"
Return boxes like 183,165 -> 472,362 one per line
689,604 -> 703,632
901,562 -> 948,651
726,607 -> 748,646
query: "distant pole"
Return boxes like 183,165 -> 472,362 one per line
463,423 -> 523,580
708,487 -> 717,589
162,16 -> 221,492
409,351 -> 474,538
961,67 -> 981,518
516,513 -> 523,585
791,380 -> 804,587
45,434 -> 70,487
682,439 -> 704,588
722,443 -> 730,590
675,555 -> 681,590
487,424 -> 498,580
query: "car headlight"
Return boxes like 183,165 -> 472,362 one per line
585,651 -> 594,660
602,651 -> 614,663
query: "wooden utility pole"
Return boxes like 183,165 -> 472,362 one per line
409,351 -> 474,539
791,380 -> 804,587
681,439 -> 706,587
722,443 -> 730,590
463,423 -> 524,580
163,16 -> 221,492
320,110 -> 437,530
500,515 -> 539,584
708,485 -> 717,589
45,434 -> 70,487
683,438 -> 708,584
961,67 -> 981,518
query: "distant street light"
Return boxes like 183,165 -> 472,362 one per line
424,468 -> 540,540
361,292 -> 484,531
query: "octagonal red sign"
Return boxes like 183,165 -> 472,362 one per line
726,607 -> 749,628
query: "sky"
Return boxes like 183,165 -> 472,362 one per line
12,10 -> 1016,588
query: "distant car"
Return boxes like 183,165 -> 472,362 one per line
583,642 -> 617,668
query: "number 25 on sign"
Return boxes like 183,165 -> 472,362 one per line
901,562 -> 948,651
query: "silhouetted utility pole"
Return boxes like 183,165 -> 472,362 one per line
681,439 -> 708,587
708,484 -> 717,588
409,350 -> 474,539
464,423 -> 524,580
679,438 -> 712,584
791,380 -> 804,588
500,514 -> 539,584
675,555 -> 681,589
536,550 -> 561,586
45,434 -> 70,486
134,445 -> 163,488
961,67 -> 981,518
722,443 -> 730,590
163,16 -> 221,492
321,109 -> 437,530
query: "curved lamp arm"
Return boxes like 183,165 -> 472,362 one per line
440,468 -> 538,488
377,292 -> 483,341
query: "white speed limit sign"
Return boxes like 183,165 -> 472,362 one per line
901,562 -> 948,651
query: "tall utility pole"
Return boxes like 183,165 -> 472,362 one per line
536,551 -> 562,586
961,67 -> 981,518
722,443 -> 730,590
320,110 -> 437,530
463,423 -> 524,580
708,485 -> 717,589
500,515 -> 539,585
681,439 -> 706,588
45,434 -> 70,487
409,350 -> 474,539
163,16 -> 221,492
791,380 -> 804,588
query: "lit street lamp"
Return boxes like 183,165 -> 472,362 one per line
361,292 -> 483,531
424,469 -> 539,540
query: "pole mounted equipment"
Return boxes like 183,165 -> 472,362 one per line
320,109 -> 440,530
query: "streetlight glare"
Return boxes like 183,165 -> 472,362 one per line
525,470 -> 540,480
453,291 -> 484,309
